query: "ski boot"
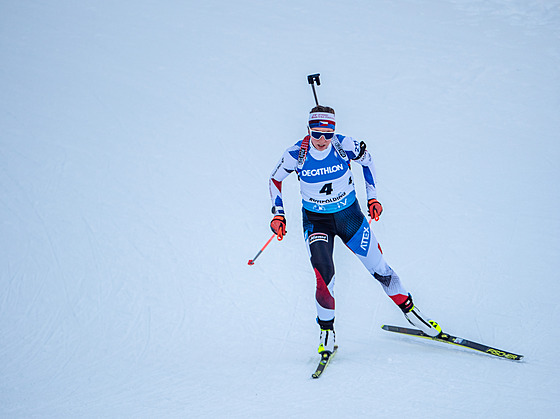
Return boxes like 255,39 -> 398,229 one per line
398,294 -> 442,337
317,318 -> 336,354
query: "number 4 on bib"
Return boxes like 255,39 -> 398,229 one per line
320,183 -> 333,195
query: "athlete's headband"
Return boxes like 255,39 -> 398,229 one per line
308,112 -> 335,130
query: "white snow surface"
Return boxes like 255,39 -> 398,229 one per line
1,0 -> 559,417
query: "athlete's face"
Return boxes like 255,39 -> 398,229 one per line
309,127 -> 334,151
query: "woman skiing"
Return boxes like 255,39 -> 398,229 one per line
269,105 -> 441,355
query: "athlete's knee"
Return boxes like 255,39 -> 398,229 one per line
372,272 -> 390,287
310,246 -> 334,284
315,270 -> 335,310
372,263 -> 396,287
313,261 -> 334,283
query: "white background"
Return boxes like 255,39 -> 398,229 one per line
1,1 -> 559,417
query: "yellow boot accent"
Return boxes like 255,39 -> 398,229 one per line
429,320 -> 442,334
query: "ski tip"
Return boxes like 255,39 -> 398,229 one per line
381,325 -> 389,330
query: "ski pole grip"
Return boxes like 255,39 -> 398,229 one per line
307,74 -> 321,85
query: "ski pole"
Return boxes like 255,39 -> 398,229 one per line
248,233 -> 278,265
307,73 -> 321,106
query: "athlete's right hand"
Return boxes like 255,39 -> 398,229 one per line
270,215 -> 287,240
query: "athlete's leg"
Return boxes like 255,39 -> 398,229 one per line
337,204 -> 441,336
347,218 -> 410,305
306,232 -> 338,353
303,210 -> 336,324
307,232 -> 336,322
334,202 -> 409,305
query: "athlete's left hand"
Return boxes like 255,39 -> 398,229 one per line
368,199 -> 383,221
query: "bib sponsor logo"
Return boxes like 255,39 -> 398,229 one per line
309,191 -> 347,205
301,164 -> 344,178
309,233 -> 328,245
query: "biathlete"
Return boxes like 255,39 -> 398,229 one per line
268,105 -> 441,354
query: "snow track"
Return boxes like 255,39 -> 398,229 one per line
1,0 -> 559,417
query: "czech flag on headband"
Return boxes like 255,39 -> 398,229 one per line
308,112 -> 335,130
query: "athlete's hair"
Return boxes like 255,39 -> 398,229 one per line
310,105 -> 335,115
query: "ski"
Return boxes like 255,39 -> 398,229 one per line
381,325 -> 523,361
312,345 -> 338,379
